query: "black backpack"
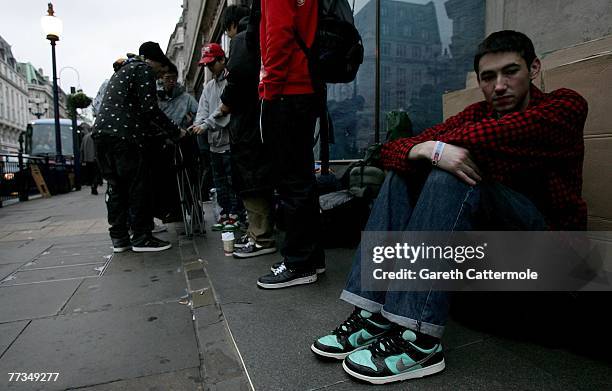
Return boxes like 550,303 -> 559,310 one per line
296,0 -> 364,85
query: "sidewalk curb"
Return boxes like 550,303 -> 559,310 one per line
177,231 -> 254,391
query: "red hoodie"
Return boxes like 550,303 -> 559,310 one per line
259,0 -> 317,100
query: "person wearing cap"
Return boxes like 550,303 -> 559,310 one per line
255,0 -> 325,289
191,43 -> 245,232
93,41 -> 186,253
217,4 -> 276,258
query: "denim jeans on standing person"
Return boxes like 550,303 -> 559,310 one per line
340,169 -> 547,338
210,150 -> 243,218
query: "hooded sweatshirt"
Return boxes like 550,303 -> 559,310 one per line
194,74 -> 231,153
258,0 -> 317,100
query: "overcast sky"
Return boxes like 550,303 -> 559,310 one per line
1,0 -> 183,98
1,0 -> 451,100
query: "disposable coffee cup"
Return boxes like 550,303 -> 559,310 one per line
222,232 -> 235,256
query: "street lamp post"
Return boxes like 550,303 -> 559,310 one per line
41,2 -> 63,164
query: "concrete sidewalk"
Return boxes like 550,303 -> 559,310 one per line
0,189 -> 248,390
1,190 -> 611,390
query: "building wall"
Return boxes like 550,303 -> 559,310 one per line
0,36 -> 28,153
486,0 -> 612,55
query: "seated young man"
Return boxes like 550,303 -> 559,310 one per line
310,30 -> 588,384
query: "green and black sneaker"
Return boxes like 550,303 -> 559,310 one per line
342,327 -> 445,384
311,308 -> 393,360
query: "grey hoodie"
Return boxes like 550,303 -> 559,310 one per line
194,74 -> 231,153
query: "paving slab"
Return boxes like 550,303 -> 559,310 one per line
3,263 -> 106,286
0,302 -> 199,391
0,263 -> 22,281
76,367 -> 203,391
0,240 -> 50,265
21,253 -> 111,269
488,337 -> 612,391
62,267 -> 187,314
0,320 -> 29,356
0,279 -> 82,323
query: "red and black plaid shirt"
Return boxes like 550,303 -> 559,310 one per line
381,85 -> 589,230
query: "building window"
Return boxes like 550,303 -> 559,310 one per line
396,90 -> 406,108
382,42 -> 390,56
397,68 -> 407,84
381,23 -> 389,35
412,46 -> 422,59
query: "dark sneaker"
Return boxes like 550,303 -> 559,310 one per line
112,237 -> 131,253
233,241 -> 277,259
271,261 -> 325,274
91,188 -> 98,195
234,234 -> 250,249
131,235 -> 172,252
311,308 -> 393,360
257,263 -> 317,289
342,328 -> 445,384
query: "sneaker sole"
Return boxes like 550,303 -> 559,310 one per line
310,343 -> 367,360
256,274 -> 317,289
233,247 -> 277,258
271,266 -> 326,274
113,246 -> 131,253
132,244 -> 172,252
342,358 -> 445,384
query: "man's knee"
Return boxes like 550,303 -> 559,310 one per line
420,169 -> 475,197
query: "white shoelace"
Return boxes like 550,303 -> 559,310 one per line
273,262 -> 287,275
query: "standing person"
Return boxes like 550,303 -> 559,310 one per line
153,63 -> 200,230
158,63 -> 199,129
255,0 -> 325,288
191,43 -> 244,232
219,4 -> 276,258
310,31 -> 588,384
80,129 -> 99,195
93,42 -> 185,253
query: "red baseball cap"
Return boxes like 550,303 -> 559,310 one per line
199,43 -> 225,65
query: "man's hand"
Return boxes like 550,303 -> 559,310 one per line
410,141 -> 482,186
218,103 -> 231,116
188,124 -> 206,135
213,104 -> 230,119
179,128 -> 188,138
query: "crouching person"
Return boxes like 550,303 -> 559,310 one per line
310,30 -> 588,384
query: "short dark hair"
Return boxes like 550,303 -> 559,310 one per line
166,62 -> 178,75
473,30 -> 536,75
222,5 -> 250,33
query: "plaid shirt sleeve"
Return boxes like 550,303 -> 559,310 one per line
381,87 -> 588,176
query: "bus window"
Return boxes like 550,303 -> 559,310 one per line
29,123 -> 74,156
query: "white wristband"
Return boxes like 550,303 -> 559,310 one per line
431,141 -> 445,166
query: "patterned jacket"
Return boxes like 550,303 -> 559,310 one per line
93,58 -> 180,144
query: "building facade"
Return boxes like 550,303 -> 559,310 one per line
17,62 -> 68,122
0,36 -> 29,153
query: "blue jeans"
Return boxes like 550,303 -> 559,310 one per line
210,151 -> 244,217
340,169 -> 547,337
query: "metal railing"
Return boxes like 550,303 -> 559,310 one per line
0,152 -> 74,207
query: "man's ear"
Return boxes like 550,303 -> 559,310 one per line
529,58 -> 542,81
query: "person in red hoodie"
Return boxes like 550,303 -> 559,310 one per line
255,0 -> 325,289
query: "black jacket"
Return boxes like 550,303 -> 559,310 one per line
221,14 -> 273,195
93,58 -> 180,144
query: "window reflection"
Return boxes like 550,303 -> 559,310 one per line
326,0 -> 484,160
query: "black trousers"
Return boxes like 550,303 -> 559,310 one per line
95,137 -> 152,239
261,94 -> 324,270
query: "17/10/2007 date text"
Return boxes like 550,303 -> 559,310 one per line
8,373 -> 59,382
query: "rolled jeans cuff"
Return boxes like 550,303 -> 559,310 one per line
340,289 -> 445,338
